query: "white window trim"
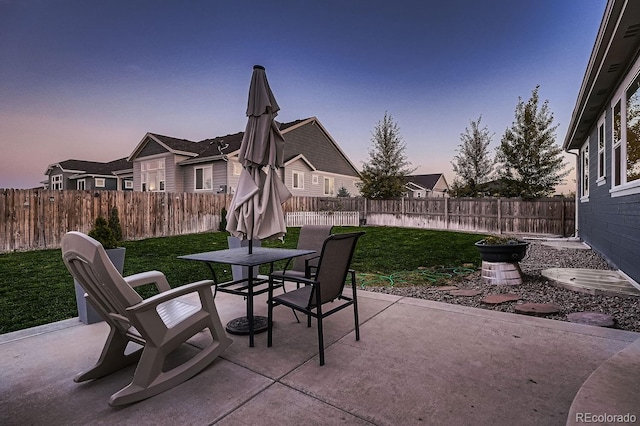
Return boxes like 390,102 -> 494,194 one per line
292,171 -> 304,189
194,165 -> 213,191
312,175 -> 319,185
51,174 -> 63,190
76,179 -> 85,190
95,178 -> 105,188
323,176 -> 335,196
140,158 -> 166,192
124,180 -> 133,189
596,113 -> 606,184
609,57 -> 640,195
580,140 -> 589,202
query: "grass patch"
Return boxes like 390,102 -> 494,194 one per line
0,226 -> 483,334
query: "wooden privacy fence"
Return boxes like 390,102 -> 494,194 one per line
0,189 -> 230,252
0,189 -> 575,253
363,197 -> 575,237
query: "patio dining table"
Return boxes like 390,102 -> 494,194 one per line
178,246 -> 314,347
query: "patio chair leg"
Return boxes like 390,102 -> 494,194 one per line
352,271 -> 360,341
74,326 -> 142,383
268,297 -> 273,348
317,316 -> 324,366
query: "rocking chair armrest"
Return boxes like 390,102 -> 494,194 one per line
127,279 -> 215,313
124,271 -> 171,292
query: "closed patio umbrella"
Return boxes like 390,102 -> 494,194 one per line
226,65 -> 291,251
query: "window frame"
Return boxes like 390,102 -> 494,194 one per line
76,179 -> 85,190
580,140 -> 589,201
124,180 -> 134,190
323,176 -> 334,196
51,174 -> 63,190
597,113 -> 606,184
140,158 -> 166,192
292,171 -> 304,189
95,178 -> 105,188
194,165 -> 213,191
610,59 -> 640,197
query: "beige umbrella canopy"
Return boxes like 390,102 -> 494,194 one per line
226,65 -> 291,250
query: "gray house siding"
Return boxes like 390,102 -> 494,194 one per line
138,140 -> 168,157
284,122 -> 359,178
577,86 -> 640,284
565,0 -> 640,285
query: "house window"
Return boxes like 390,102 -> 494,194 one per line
292,171 -> 304,189
124,180 -> 133,189
76,179 -> 85,190
195,166 -> 213,191
95,178 -> 105,188
581,141 -> 589,200
141,158 -> 165,192
597,115 -> 606,182
51,174 -> 63,190
323,177 -> 334,196
625,72 -> 640,183
613,100 -> 622,186
312,175 -> 319,185
233,162 -> 242,176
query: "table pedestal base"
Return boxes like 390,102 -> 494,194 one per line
226,316 -> 268,335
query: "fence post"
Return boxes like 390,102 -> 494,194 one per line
561,198 -> 566,237
497,198 -> 502,235
444,197 -> 449,230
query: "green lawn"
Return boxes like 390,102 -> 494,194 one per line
0,226 -> 484,334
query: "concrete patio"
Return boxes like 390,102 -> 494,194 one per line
2,287 -> 639,425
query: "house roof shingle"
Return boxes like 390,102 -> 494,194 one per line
406,174 -> 443,191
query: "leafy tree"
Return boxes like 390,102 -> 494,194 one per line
451,116 -> 495,197
358,112 -> 414,199
495,86 -> 570,198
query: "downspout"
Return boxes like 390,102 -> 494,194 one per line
566,149 -> 580,239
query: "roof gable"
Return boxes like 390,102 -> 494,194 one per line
127,133 -> 202,161
407,174 -> 444,191
280,117 -> 360,177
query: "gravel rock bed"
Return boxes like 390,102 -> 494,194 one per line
365,241 -> 640,333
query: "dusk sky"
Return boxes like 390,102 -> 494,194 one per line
1,1 -> 606,193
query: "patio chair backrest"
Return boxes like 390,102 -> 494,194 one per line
310,231 -> 364,306
291,225 -> 333,272
62,232 -> 142,327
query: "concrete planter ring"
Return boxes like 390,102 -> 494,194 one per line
475,240 -> 529,263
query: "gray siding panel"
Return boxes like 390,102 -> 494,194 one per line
578,105 -> 640,283
138,139 -> 168,157
284,122 -> 359,177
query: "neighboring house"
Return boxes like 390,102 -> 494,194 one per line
43,158 -> 133,191
405,174 -> 449,198
564,0 -> 640,284
126,117 -> 361,197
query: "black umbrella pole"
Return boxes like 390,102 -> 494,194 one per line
248,239 -> 253,254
